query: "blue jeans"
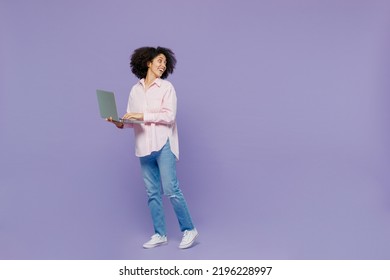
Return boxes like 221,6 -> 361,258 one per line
139,140 -> 195,236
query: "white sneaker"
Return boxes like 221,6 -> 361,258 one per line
143,234 -> 168,249
179,229 -> 199,249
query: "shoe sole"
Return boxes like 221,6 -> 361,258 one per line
179,233 -> 199,249
143,241 -> 168,249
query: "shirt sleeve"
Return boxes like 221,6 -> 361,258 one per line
143,84 -> 177,124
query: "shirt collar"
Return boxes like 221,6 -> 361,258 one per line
139,78 -> 162,87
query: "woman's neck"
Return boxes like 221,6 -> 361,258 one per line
144,72 -> 158,89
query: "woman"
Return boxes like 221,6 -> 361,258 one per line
108,46 -> 198,249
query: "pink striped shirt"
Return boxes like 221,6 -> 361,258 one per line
124,78 -> 179,159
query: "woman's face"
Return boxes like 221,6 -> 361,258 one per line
147,54 -> 167,78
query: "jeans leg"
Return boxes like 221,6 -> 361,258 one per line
140,154 -> 166,236
157,141 -> 195,232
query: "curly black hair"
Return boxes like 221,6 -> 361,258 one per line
130,46 -> 177,79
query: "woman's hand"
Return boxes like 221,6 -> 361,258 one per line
106,117 -> 124,129
122,113 -> 144,121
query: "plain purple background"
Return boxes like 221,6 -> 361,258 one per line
1,0 -> 390,260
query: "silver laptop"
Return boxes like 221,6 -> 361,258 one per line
96,89 -> 143,124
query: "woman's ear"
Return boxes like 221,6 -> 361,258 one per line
147,61 -> 152,68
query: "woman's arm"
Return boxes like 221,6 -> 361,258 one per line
143,85 -> 177,124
